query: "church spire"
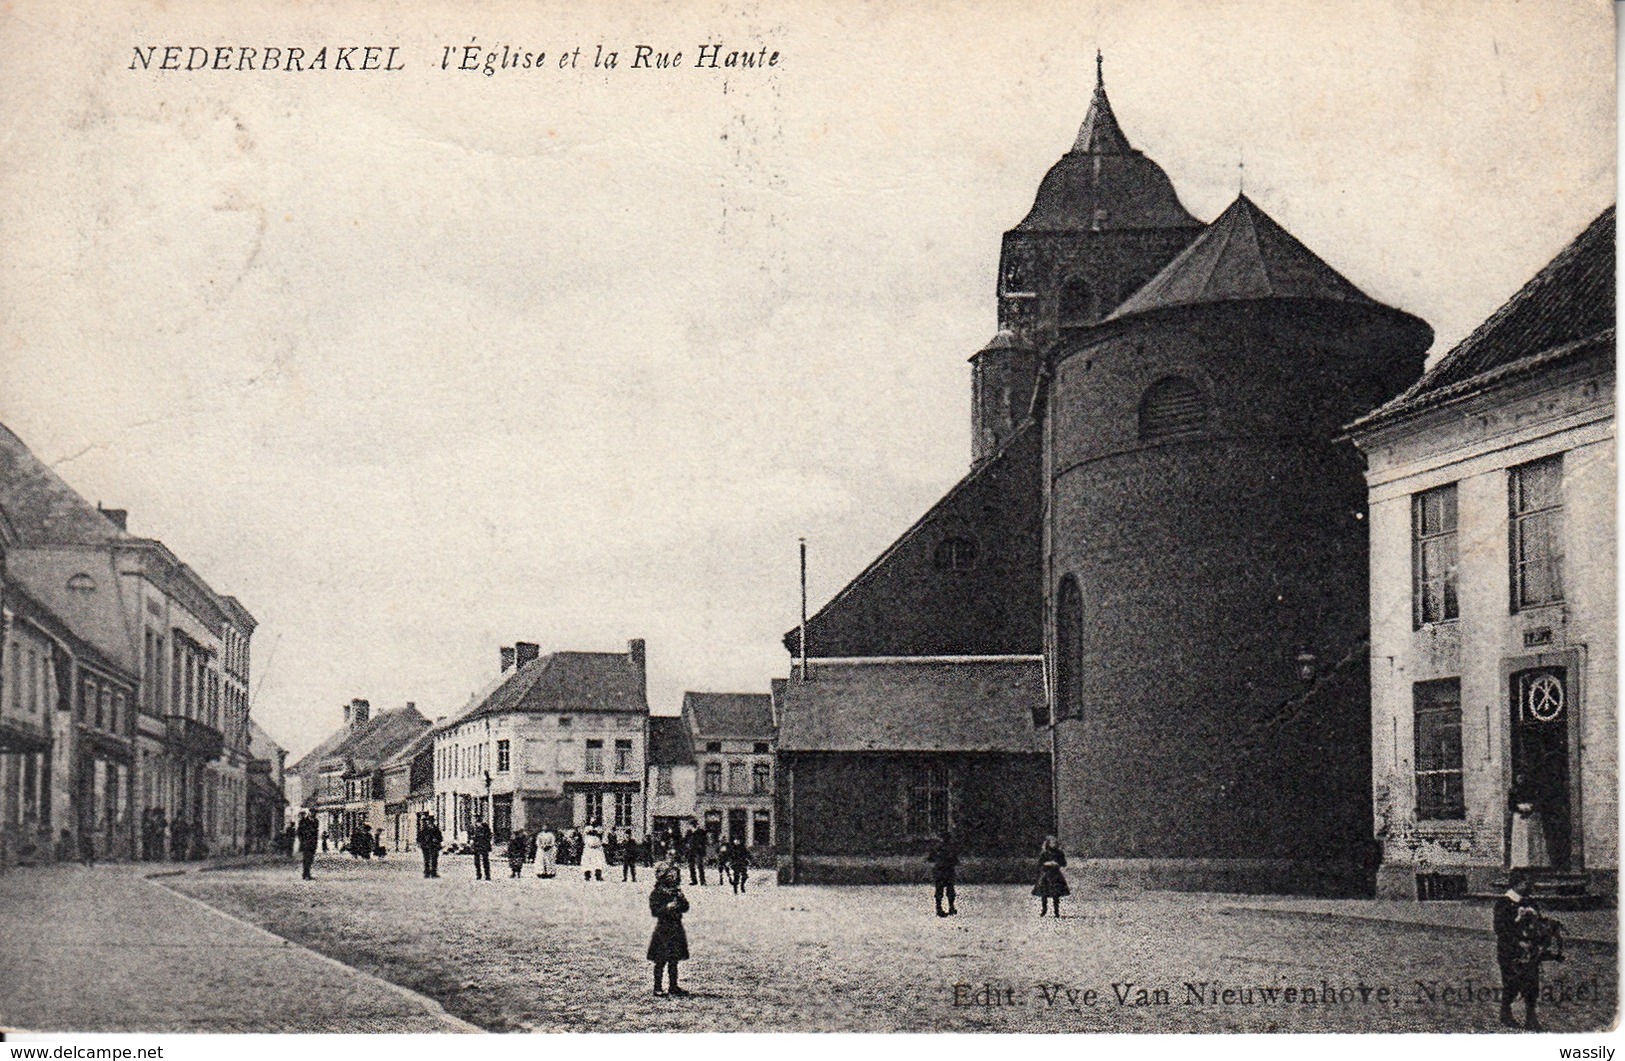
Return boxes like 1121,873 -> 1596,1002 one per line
1071,50 -> 1132,155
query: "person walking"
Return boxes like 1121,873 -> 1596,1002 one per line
685,827 -> 708,886
296,810 -> 319,880
927,829 -> 959,917
170,817 -> 190,863
621,831 -> 640,882
507,828 -> 530,879
536,825 -> 556,878
1495,870 -> 1543,1030
1033,836 -> 1070,917
727,840 -> 750,894
417,815 -> 443,878
581,822 -> 606,882
374,828 -> 386,858
647,863 -> 691,997
471,820 -> 494,880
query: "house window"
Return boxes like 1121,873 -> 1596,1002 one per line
705,741 -> 722,753
496,739 -> 510,773
557,716 -> 572,728
906,762 -> 953,835
728,762 -> 747,793
1053,575 -> 1084,723
728,808 -> 748,843
933,537 -> 979,572
1413,679 -> 1465,821
753,742 -> 770,754
703,763 -> 722,793
1059,276 -> 1094,324
1138,377 -> 1208,441
1412,484 -> 1459,626
657,765 -> 675,796
613,791 -> 634,828
584,739 -> 604,774
753,763 -> 771,795
703,809 -> 722,837
584,791 -> 604,826
614,739 -> 633,774
752,809 -> 771,847
1511,456 -> 1564,610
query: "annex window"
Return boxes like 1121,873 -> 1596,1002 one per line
705,741 -> 722,753
614,738 -> 633,775
1413,679 -> 1465,821
1138,376 -> 1208,441
703,762 -> 722,794
496,739 -> 510,773
1412,484 -> 1459,627
1511,456 -> 1564,610
752,809 -> 771,847
657,765 -> 675,796
905,761 -> 953,835
933,536 -> 979,572
728,761 -> 747,793
752,763 -> 771,795
584,739 -> 604,774
1058,276 -> 1094,325
752,742 -> 770,754
1053,575 -> 1084,723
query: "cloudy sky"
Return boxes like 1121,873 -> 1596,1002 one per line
1,0 -> 1613,757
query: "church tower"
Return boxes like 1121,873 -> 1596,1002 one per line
973,55 -> 1204,463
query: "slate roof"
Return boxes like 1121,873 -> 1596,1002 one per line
1351,205 -> 1615,432
648,715 -> 697,766
291,704 -> 429,777
1108,194 -> 1376,321
684,692 -> 775,740
777,659 -> 1048,754
1014,62 -> 1201,234
247,721 -> 285,763
440,650 -> 647,729
382,727 -> 435,771
0,421 -> 130,546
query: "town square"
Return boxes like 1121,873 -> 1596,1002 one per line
0,0 -> 1617,1041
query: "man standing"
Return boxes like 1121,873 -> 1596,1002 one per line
927,829 -> 960,917
685,826 -> 708,886
621,831 -> 640,882
1495,871 -> 1542,1030
417,815 -> 443,878
471,819 -> 493,881
296,810 -> 319,880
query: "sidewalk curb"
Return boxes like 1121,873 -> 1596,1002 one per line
151,876 -> 484,1034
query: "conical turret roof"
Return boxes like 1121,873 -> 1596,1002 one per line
1014,55 -> 1200,234
1107,194 -> 1376,320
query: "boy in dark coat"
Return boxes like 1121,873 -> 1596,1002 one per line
927,830 -> 959,917
507,829 -> 530,878
417,815 -> 443,878
647,864 -> 691,996
727,841 -> 751,894
621,832 -> 640,881
471,820 -> 493,880
1494,871 -> 1541,1030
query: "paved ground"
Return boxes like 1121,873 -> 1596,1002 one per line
0,859 -> 474,1033
147,851 -> 1617,1033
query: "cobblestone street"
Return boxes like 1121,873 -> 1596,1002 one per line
141,853 -> 1616,1033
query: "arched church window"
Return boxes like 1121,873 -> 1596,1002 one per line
1053,575 -> 1084,723
933,537 -> 979,573
1058,277 -> 1094,325
1138,376 -> 1209,441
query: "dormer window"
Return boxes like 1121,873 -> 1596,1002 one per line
66,573 -> 96,593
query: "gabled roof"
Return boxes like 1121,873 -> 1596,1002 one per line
332,705 -> 430,771
778,658 -> 1048,755
1108,194 -> 1376,321
648,715 -> 697,766
1352,205 -> 1615,432
683,692 -> 775,740
440,649 -> 647,729
382,726 -> 435,771
0,421 -> 130,546
1014,59 -> 1201,234
247,721 -> 285,763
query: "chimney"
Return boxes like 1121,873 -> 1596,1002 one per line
349,698 -> 370,729
514,642 -> 541,670
97,504 -> 128,532
627,638 -> 647,703
500,646 -> 516,673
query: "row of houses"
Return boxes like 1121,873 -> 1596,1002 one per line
286,643 -> 779,856
0,422 -> 280,867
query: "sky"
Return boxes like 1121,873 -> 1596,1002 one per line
0,0 -> 1614,758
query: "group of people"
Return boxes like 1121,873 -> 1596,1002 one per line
137,807 -> 208,861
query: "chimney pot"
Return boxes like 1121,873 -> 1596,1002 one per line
349,698 -> 370,729
627,639 -> 647,702
97,504 -> 128,532
500,646 -> 516,673
514,642 -> 541,670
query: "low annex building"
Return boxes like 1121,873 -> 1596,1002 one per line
683,691 -> 776,853
644,713 -> 697,842
1349,205 -> 1616,901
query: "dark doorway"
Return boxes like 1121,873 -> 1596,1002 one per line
1510,667 -> 1572,871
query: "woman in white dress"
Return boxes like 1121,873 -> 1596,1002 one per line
581,822 -> 606,881
536,826 -> 556,878
1508,775 -> 1550,870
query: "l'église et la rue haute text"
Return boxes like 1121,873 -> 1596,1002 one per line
128,41 -> 780,76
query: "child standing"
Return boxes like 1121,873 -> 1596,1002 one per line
647,864 -> 691,996
1033,836 -> 1070,917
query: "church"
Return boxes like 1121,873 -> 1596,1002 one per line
778,58 -> 1433,893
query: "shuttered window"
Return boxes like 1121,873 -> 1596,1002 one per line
1138,376 -> 1208,440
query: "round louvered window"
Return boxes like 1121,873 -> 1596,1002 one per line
1138,376 -> 1209,441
